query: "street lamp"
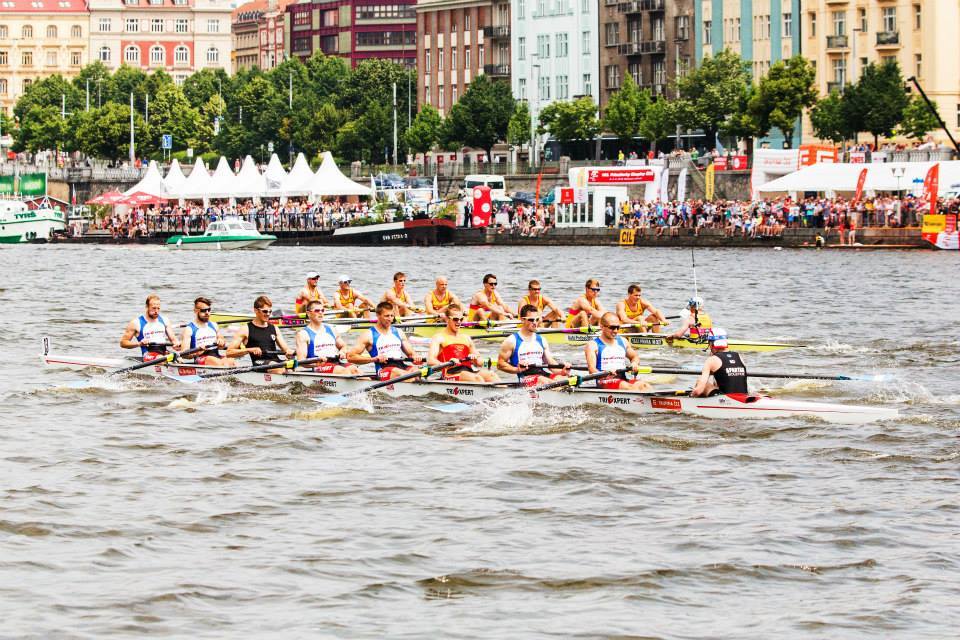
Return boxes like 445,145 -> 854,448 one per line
850,27 -> 863,86
530,58 -> 540,169
892,165 -> 905,222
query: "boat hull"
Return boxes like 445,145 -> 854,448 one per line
0,210 -> 66,243
166,234 -> 277,250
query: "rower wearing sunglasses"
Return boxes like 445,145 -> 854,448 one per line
295,300 -> 362,374
565,278 -> 606,328
427,305 -> 499,382
226,295 -> 294,371
468,273 -> 514,322
517,279 -> 564,327
584,312 -> 650,391
497,304 -> 572,386
332,275 -> 374,319
178,296 -> 236,367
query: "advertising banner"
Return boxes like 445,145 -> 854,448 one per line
471,185 -> 492,228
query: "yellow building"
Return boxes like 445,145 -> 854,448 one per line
0,0 -> 89,116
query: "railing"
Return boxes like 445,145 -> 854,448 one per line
618,40 -> 665,55
876,30 -> 899,46
0,164 -> 147,181
826,34 -> 848,49
483,63 -> 510,76
617,1 -> 640,13
482,25 -> 510,38
640,0 -> 664,10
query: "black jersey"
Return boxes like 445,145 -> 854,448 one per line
247,322 -> 283,365
712,351 -> 748,394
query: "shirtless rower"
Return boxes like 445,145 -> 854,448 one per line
226,295 -> 295,371
692,328 -> 748,397
468,273 -> 515,322
427,305 -> 499,382
565,278 -> 606,328
294,300 -> 361,374
381,271 -> 420,317
348,301 -> 424,380
584,312 -> 650,391
332,274 -> 374,319
497,304 -> 571,386
424,276 -> 465,316
120,294 -> 181,361
517,279 -> 563,327
178,296 -> 236,367
295,271 -> 330,315
666,296 -> 713,344
616,284 -> 668,333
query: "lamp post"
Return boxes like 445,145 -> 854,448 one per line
530,59 -> 540,169
892,165 -> 905,223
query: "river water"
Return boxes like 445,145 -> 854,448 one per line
2,244 -> 958,638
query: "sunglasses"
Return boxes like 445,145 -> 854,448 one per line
340,280 -> 352,284
196,307 -> 212,312
604,325 -> 621,331
589,287 -> 601,292
256,307 -> 273,313
309,308 -> 325,313
486,282 -> 498,287
523,317 -> 541,323
449,317 -> 464,323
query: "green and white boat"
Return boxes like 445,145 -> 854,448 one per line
166,218 -> 277,250
0,200 -> 67,243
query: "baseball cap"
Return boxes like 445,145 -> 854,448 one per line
708,327 -> 728,349
687,296 -> 704,309
338,274 -> 351,283
306,271 -> 320,279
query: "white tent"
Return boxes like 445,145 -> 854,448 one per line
280,152 -> 314,196
263,153 -> 288,197
124,160 -> 166,196
757,160 -> 960,195
309,151 -> 373,198
162,159 -> 187,197
204,156 -> 240,199
233,155 -> 266,199
177,157 -> 211,200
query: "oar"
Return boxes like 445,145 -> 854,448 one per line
643,367 -> 887,382
312,358 -> 460,406
163,356 -> 330,384
107,346 -> 205,376
471,326 -> 600,340
428,368 -> 630,414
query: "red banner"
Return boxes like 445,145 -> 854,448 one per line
799,144 -> 838,166
853,168 -> 868,203
923,163 -> 940,213
586,168 -> 655,184
713,156 -> 726,171
713,155 -> 748,171
471,185 -> 492,228
557,187 -> 575,204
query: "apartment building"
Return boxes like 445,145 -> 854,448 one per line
233,0 -> 292,71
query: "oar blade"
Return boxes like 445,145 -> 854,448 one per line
311,393 -> 353,406
426,401 -> 474,414
161,370 -> 204,384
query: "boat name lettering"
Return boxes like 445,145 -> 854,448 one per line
14,212 -> 37,220
600,395 -> 632,405
651,397 -> 682,411
382,233 -> 408,241
176,367 -> 197,376
629,337 -> 662,346
318,380 -> 337,388
445,387 -> 474,397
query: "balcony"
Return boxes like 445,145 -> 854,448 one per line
826,81 -> 844,93
640,0 -> 664,10
483,63 -> 510,77
876,30 -> 900,47
482,25 -> 510,39
618,1 -> 640,14
618,39 -> 665,55
825,34 -> 848,49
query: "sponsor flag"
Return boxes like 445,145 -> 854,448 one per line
705,163 -> 715,201
677,167 -> 688,202
471,185 -> 492,228
659,167 -> 669,200
853,167 -> 868,203
922,163 -> 939,213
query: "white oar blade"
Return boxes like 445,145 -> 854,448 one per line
426,402 -> 473,414
312,394 -> 352,406
162,371 -> 203,384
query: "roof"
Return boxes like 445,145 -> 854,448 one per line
0,0 -> 88,12
232,0 -> 293,20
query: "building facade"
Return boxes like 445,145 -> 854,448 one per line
0,0 -> 90,115
285,0 -> 416,68
232,0 -> 291,71
88,0 -> 233,85
599,0 -> 694,110
416,0 -> 510,116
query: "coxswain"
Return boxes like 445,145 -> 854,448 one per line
497,304 -> 571,386
294,300 -> 361,374
565,278 -> 606,328
517,279 -> 563,327
120,294 -> 181,361
381,271 -> 420,317
332,274 -> 374,319
424,276 -> 465,316
427,305 -> 499,382
666,296 -> 712,343
226,295 -> 294,372
348,301 -> 424,380
584,312 -> 650,391
692,328 -> 748,397
616,284 -> 668,333
178,296 -> 236,367
295,271 -> 329,315
468,273 -> 515,322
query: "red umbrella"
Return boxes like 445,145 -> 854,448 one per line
119,191 -> 168,206
86,190 -> 125,205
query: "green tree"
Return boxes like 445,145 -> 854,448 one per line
843,60 -> 909,146
674,49 -> 751,146
148,84 -> 208,154
182,68 -> 231,110
217,75 -> 285,157
403,104 -> 443,155
602,74 -> 649,149
748,55 -> 817,147
12,105 -> 72,153
810,90 -> 853,144
283,101 -> 347,158
506,100 -> 531,146
537,96 -> 601,158
303,52 -> 351,101
110,65 -> 148,105
73,103 -> 148,160
899,93 -> 942,140
71,62 -> 114,109
13,74 -> 82,124
639,99 -> 677,152
439,74 -> 514,157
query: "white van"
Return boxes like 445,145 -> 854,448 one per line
465,174 -> 507,201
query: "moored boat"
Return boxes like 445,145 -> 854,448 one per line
166,218 -> 277,250
0,200 -> 67,243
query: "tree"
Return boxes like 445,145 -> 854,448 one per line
537,96 -> 601,158
71,62 -> 114,109
440,74 -> 514,158
748,55 -> 817,147
12,105 -> 72,153
403,104 -> 443,155
13,74 -> 82,124
283,101 -> 347,158
73,103 -> 148,160
843,60 -> 909,146
674,49 -> 751,146
182,68 -> 230,110
899,94 -> 942,140
109,65 -> 148,105
506,100 -> 531,147
602,74 -> 649,149
810,90 -> 853,144
639,99 -> 676,152
148,84 -> 208,154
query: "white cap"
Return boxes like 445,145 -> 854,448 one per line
306,271 -> 320,279
338,274 -> 351,283
708,327 -> 728,349
688,296 -> 704,309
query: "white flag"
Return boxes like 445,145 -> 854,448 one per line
659,167 -> 670,201
677,167 -> 688,202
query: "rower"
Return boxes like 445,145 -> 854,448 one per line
226,295 -> 294,371
427,305 -> 499,382
517,279 -> 563,327
120,294 -> 181,361
667,296 -> 712,343
424,276 -> 465,316
468,273 -> 514,322
295,271 -> 329,315
332,274 -> 374,319
294,300 -> 361,374
565,278 -> 605,328
381,271 -> 420,317
178,296 -> 236,367
584,312 -> 650,391
616,284 -> 668,333
348,301 -> 424,380
692,328 -> 748,397
497,304 -> 571,386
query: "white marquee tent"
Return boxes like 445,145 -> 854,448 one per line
162,159 -> 187,197
233,155 -> 266,199
263,153 -> 288,197
124,160 -> 166,197
309,151 -> 373,198
280,153 -> 315,197
204,157 -> 240,199
757,160 -> 960,195
177,157 -> 211,200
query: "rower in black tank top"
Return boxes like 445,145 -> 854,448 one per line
246,321 -> 282,365
712,350 -> 748,394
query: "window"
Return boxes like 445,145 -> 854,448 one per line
0,51 -> 6,64
425,49 -> 431,72
206,47 -> 219,64
151,18 -> 163,33
478,43 -> 484,64
653,16 -> 664,41
653,59 -> 665,84
808,12 -> 816,37
582,30 -> 590,54
175,19 -> 188,34
832,11 -> 846,36
70,51 -> 80,65
464,13 -> 470,32
0,79 -> 6,94
537,0 -> 544,16
424,86 -> 431,105
22,50 -> 32,65
628,61 -> 641,84
704,20 -> 712,45
914,53 -> 921,77
71,25 -> 81,38
464,46 -> 470,69
956,104 -> 960,129
882,7 -> 896,32
518,0 -> 524,19
537,34 -> 550,58
438,86 -> 444,109
98,46 -> 110,62
556,74 -> 568,99
174,46 -> 189,65
783,13 -> 792,38
207,19 -> 220,33
438,47 -> 443,70
605,64 -> 620,90
451,47 -> 456,70
452,86 -> 457,103
581,0 -> 589,12
858,8 -> 867,32
518,77 -> 526,100
97,18 -> 110,32
557,33 -> 568,57
126,18 -> 139,33
914,4 -> 921,30
125,45 -> 139,64
582,72 -> 591,95
832,57 -> 846,85
604,23 -> 619,47
518,36 -> 525,60
22,78 -> 32,91
22,25 -> 33,38
538,75 -> 550,100
675,15 -> 689,41
150,45 -> 164,65
0,25 -> 7,39
46,25 -> 57,38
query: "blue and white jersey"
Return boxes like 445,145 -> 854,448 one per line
137,314 -> 169,355
593,335 -> 628,372
187,320 -> 219,350
368,326 -> 405,370
304,324 -> 339,359
508,332 -> 548,367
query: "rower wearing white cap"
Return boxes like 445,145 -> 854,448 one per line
692,328 -> 749,397
332,274 -> 374,319
295,271 -> 329,315
666,296 -> 712,344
